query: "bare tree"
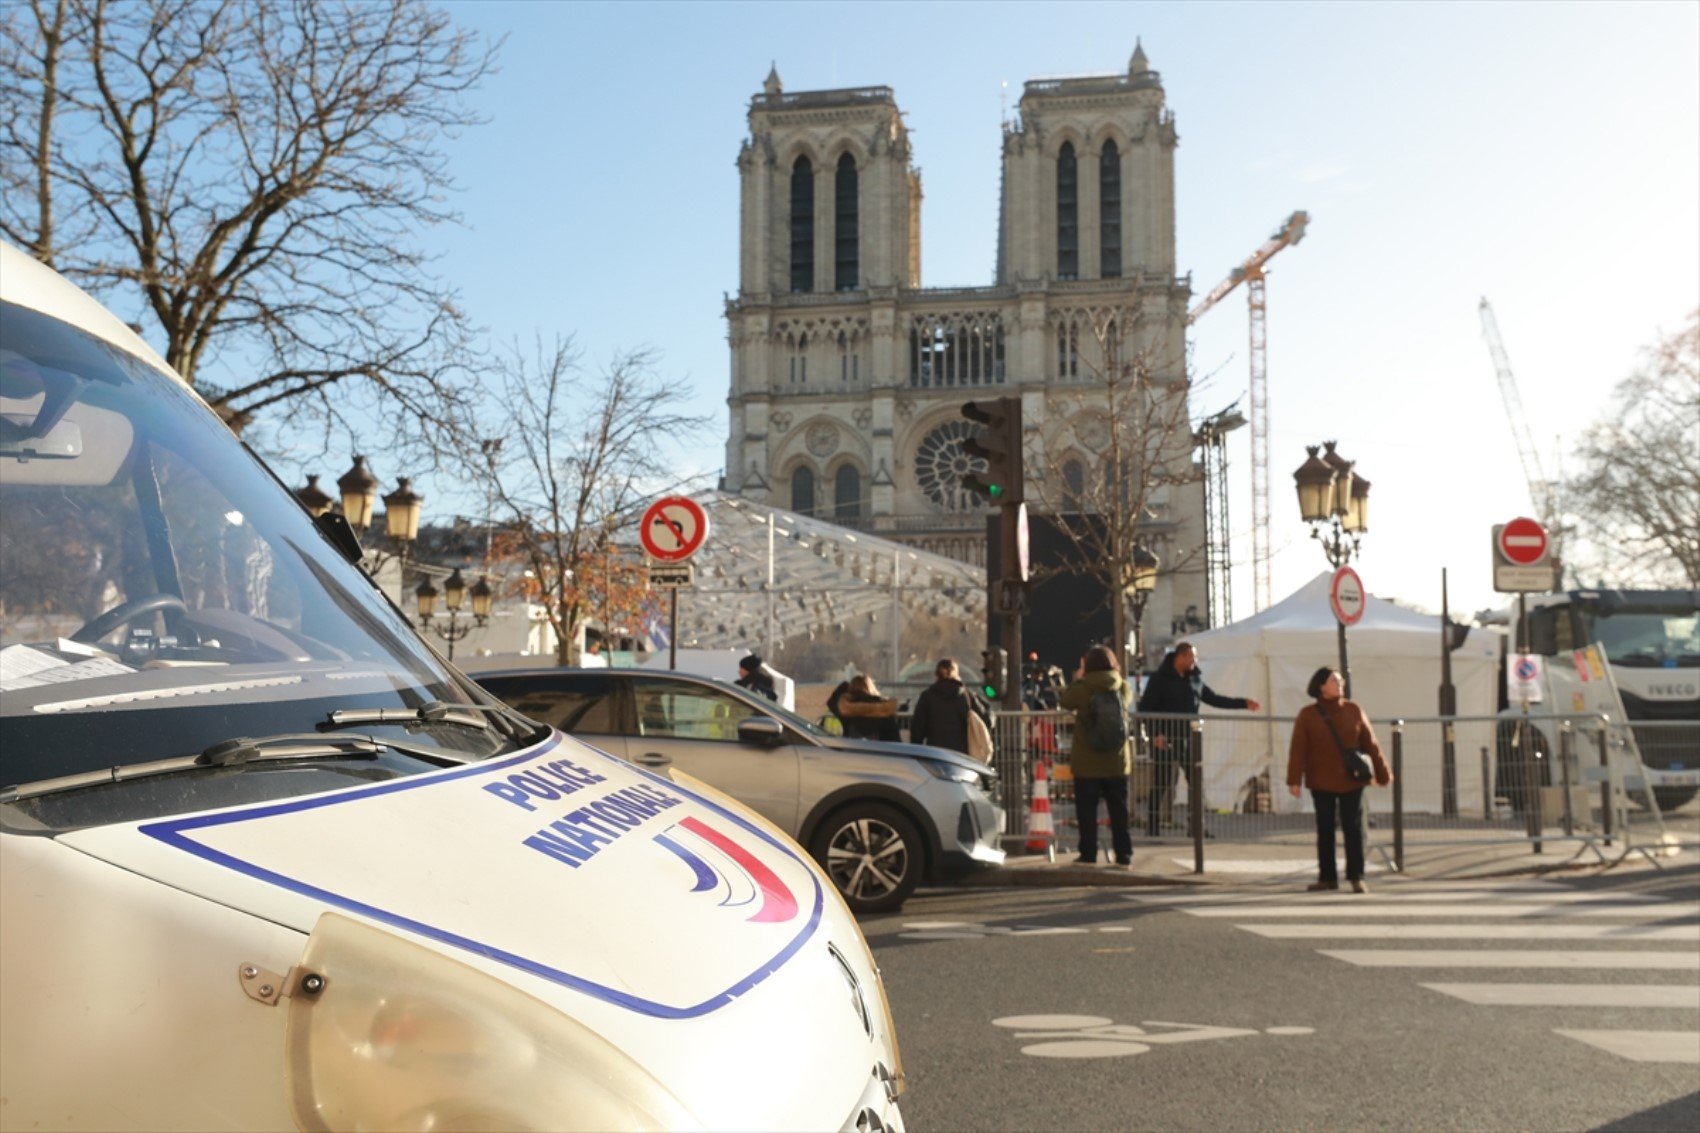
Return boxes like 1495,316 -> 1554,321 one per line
0,0 -> 494,459
470,338 -> 711,666
1565,310 -> 1700,587
1028,304 -> 1203,668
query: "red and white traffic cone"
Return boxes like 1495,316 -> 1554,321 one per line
1027,759 -> 1056,862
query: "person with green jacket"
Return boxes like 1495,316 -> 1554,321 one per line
1057,644 -> 1133,866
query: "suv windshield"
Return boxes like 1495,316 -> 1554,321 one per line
1,300 -> 521,810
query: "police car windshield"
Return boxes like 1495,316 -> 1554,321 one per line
0,300 -> 517,794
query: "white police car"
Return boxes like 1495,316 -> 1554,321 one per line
0,242 -> 904,1131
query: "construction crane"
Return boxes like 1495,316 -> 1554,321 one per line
1188,210 -> 1309,613
1478,297 -> 1559,547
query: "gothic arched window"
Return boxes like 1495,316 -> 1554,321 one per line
834,465 -> 861,520
791,465 -> 816,516
1063,458 -> 1086,511
1056,142 -> 1078,280
790,156 -> 815,293
1100,140 -> 1122,278
835,153 -> 859,292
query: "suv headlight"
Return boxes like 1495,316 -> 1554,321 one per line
285,913 -> 701,1132
920,758 -> 997,797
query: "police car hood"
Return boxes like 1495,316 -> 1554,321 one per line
56,734 -> 882,1128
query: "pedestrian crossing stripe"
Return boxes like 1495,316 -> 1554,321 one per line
1554,1030 -> 1700,1064
1243,924 -> 1700,940
1131,881 -> 1700,1064
1177,902 -> 1699,918
1319,949 -> 1699,969
1422,983 -> 1700,1008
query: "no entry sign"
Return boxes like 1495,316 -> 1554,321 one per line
1497,516 -> 1549,566
639,496 -> 709,563
1329,566 -> 1365,626
1492,517 -> 1555,593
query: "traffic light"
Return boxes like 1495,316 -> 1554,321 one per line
961,397 -> 1023,505
980,646 -> 1009,702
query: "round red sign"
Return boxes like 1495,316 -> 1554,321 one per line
639,496 -> 709,563
1498,516 -> 1549,566
1329,566 -> 1366,627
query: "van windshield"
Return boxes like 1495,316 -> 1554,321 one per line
0,299 -> 521,801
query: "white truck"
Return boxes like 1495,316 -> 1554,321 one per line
1504,588 -> 1700,811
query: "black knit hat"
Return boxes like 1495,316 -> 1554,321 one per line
738,654 -> 763,673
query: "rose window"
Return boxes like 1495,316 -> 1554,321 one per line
914,421 -> 988,512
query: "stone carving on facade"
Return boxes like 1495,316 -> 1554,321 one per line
895,399 -> 915,421
770,411 -> 792,431
805,421 -> 840,457
852,407 -> 873,430
1076,413 -> 1112,454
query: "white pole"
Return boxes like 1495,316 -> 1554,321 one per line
890,548 -> 901,682
765,512 -> 776,659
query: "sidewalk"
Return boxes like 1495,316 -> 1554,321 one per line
958,825 -> 1700,890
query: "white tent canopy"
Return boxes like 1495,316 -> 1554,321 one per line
1181,572 -> 1503,814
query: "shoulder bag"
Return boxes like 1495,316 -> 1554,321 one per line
1320,705 -> 1374,784
965,701 -> 994,763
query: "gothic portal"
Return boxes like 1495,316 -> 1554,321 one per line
723,45 -> 1210,653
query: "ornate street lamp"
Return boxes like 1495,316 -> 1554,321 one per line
337,456 -> 378,532
1293,445 -> 1336,524
1293,441 -> 1372,696
295,474 -> 334,517
382,477 -> 424,544
416,567 -> 489,661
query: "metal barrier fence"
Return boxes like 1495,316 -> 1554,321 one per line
895,708 -> 1697,874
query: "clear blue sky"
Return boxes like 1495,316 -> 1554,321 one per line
407,0 -> 1698,621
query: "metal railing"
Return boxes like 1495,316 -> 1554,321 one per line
893,709 -> 1697,874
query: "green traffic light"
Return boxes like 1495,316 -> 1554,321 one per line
988,484 -> 1003,498
983,684 -> 997,698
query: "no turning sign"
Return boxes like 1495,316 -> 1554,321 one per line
639,496 -> 709,563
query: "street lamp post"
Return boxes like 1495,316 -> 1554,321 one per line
295,474 -> 334,518
1128,544 -> 1159,693
336,455 -> 378,533
1293,441 -> 1371,696
382,476 -> 424,605
415,569 -> 492,661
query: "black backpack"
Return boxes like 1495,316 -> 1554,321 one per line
1085,688 -> 1129,752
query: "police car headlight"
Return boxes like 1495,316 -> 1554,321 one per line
284,912 -> 701,1132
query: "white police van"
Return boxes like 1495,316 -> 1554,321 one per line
0,241 -> 904,1131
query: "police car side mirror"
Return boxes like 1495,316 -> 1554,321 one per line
738,716 -> 786,747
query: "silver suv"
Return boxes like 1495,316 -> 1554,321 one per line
475,668 -> 1005,913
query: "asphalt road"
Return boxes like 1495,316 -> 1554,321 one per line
864,867 -> 1700,1132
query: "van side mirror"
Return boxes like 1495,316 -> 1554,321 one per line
738,716 -> 785,747
313,510 -> 365,566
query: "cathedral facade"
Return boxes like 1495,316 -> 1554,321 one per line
723,45 -> 1209,658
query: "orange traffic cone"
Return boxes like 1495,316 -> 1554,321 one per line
1027,759 -> 1056,861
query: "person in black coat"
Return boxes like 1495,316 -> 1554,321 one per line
1136,642 -> 1260,836
735,653 -> 778,701
907,658 -> 989,755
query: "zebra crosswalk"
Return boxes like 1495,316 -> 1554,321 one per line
1121,879 -> 1700,1064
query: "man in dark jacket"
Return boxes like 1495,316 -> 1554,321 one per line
908,658 -> 989,755
1137,642 -> 1260,836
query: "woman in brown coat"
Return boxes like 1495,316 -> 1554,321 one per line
1286,667 -> 1392,893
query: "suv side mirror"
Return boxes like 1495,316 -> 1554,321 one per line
738,716 -> 785,747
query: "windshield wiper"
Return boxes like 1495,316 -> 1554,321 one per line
326,699 -> 491,732
0,734 -> 385,804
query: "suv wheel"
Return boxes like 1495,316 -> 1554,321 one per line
811,803 -> 922,915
